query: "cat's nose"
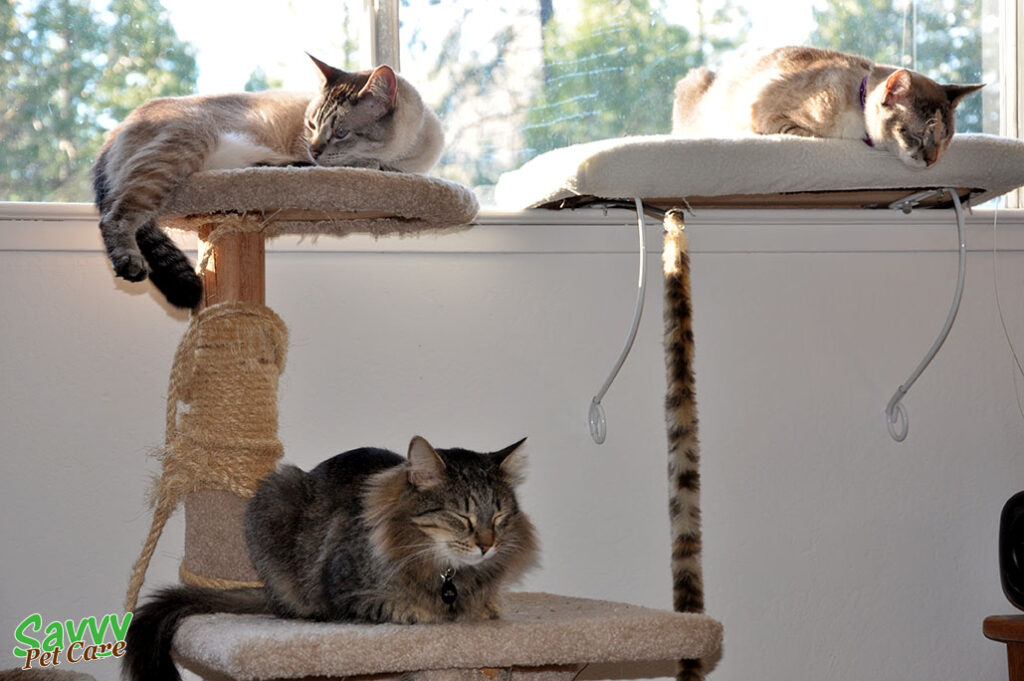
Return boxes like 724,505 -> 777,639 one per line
477,529 -> 495,555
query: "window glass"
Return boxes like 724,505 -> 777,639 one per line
1,0 -> 363,202
0,0 -> 1004,203
400,0 -> 1001,199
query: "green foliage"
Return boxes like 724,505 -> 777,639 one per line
403,2 -> 541,190
245,67 -> 284,93
523,0 -> 747,159
810,0 -> 987,131
1,0 -> 196,202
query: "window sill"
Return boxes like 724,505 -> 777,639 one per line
2,201 -> 1024,255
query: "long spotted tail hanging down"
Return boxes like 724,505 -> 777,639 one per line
663,208 -> 705,681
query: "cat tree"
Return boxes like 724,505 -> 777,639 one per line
125,164 -> 723,681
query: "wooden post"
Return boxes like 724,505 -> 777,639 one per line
180,223 -> 268,586
197,225 -> 266,308
984,615 -> 1024,681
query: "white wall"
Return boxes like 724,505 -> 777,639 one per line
2,206 -> 1023,681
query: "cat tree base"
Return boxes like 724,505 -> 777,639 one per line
171,592 -> 722,681
128,167 -> 724,680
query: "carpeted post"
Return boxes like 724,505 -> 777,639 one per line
663,209 -> 705,681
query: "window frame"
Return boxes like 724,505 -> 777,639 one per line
1001,0 -> 1024,205
0,0 -> 1020,216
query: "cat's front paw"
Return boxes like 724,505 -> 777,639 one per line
110,249 -> 149,282
484,599 -> 502,619
388,602 -> 441,625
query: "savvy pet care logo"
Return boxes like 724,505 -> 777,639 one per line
12,612 -> 132,670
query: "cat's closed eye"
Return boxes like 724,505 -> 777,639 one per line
896,125 -> 921,145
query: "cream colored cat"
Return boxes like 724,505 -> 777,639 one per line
672,46 -> 983,169
93,55 -> 443,308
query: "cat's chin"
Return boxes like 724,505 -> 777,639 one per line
450,551 -> 495,568
899,156 -> 931,170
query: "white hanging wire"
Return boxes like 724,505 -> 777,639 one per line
990,201 -> 1024,421
901,0 -> 909,67
912,0 -> 918,69
588,197 -> 648,444
900,0 -> 918,69
885,189 -> 967,441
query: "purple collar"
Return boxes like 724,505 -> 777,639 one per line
859,76 -> 874,147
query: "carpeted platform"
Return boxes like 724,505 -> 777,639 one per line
173,592 -> 722,681
158,165 -> 480,238
494,133 -> 1024,210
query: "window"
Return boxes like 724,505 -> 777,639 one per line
0,0 -> 1014,205
399,0 -> 1003,199
1,0 -> 365,202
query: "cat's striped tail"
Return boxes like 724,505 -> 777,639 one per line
122,585 -> 269,681
663,209 -> 705,681
135,221 -> 203,309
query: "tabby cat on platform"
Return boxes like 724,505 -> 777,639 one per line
123,436 -> 538,681
672,46 -> 983,169
92,54 -> 443,309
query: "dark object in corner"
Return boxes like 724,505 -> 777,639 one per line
1000,491 -> 1024,610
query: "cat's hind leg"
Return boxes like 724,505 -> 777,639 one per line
100,216 -> 150,282
752,114 -> 817,137
94,150 -> 148,282
100,137 -> 210,306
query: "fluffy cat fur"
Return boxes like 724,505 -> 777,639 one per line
122,436 -> 538,681
92,55 -> 443,309
672,46 -> 983,169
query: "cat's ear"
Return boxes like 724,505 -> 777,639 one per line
307,53 -> 345,84
883,69 -> 913,107
494,437 -> 528,485
944,83 -> 985,107
407,436 -> 446,489
357,64 -> 399,114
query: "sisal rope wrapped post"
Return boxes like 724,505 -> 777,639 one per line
125,219 -> 287,611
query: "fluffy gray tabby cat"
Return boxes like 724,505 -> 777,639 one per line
673,46 -> 983,169
92,55 -> 443,308
122,436 -> 538,681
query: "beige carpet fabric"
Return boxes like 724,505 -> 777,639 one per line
493,133 -> 1024,209
158,166 -> 480,237
173,592 -> 722,680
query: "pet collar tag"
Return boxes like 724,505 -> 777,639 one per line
440,568 -> 458,606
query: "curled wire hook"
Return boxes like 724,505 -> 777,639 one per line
589,197 -> 648,444
884,188 -> 966,442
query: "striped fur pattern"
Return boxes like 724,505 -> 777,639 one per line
123,437 -> 538,681
663,209 -> 704,681
91,55 -> 442,308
